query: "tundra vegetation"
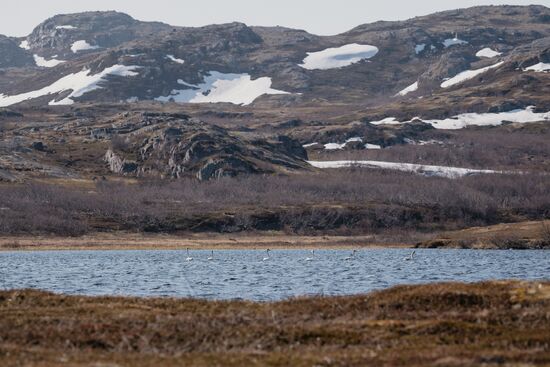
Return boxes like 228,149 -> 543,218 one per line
0,281 -> 548,366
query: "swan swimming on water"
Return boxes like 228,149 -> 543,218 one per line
404,251 -> 416,261
263,249 -> 271,261
207,250 -> 214,261
305,249 -> 315,261
344,250 -> 357,261
185,248 -> 193,262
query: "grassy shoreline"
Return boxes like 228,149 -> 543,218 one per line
0,233 -> 412,251
1,219 -> 549,251
1,281 -> 549,366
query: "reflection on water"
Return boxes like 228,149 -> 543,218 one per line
0,249 -> 548,301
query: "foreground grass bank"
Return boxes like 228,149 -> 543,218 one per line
1,281 -> 549,366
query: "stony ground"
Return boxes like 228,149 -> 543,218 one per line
1,281 -> 549,366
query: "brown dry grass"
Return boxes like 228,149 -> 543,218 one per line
0,232 -> 411,251
419,220 -> 550,249
0,281 -> 549,366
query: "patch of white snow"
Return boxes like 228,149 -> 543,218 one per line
33,55 -> 65,68
303,142 -> 319,148
19,40 -> 30,50
0,65 -> 140,107
396,81 -> 418,96
415,44 -> 426,54
71,40 -> 101,53
56,25 -> 77,30
155,72 -> 289,106
441,62 -> 504,88
299,44 -> 379,70
324,143 -> 345,150
308,160 -> 498,178
365,144 -> 382,150
476,48 -> 501,58
363,106 -> 550,130
442,37 -> 469,48
524,62 -> 550,73
368,117 -> 400,125
166,55 -> 185,64
177,79 -> 199,88
323,137 -> 365,150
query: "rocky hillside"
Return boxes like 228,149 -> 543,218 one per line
0,5 -> 548,112
0,108 -> 309,182
0,5 -> 549,182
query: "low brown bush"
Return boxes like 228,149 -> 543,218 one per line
0,170 -> 549,236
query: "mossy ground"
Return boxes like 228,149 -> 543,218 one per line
1,281 -> 549,366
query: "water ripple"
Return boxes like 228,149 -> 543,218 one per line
0,249 -> 548,301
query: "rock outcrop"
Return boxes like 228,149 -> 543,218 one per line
105,117 -> 308,180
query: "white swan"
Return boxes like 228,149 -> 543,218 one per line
344,250 -> 357,261
185,248 -> 193,262
305,249 -> 315,261
404,250 -> 416,261
207,250 -> 214,261
263,249 -> 271,261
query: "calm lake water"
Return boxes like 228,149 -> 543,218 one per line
0,249 -> 548,301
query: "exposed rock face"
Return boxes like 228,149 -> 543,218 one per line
105,117 -> 308,180
0,36 -> 34,68
419,50 -> 477,88
104,149 -> 137,174
26,11 -> 172,58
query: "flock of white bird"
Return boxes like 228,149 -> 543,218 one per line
185,248 -> 417,262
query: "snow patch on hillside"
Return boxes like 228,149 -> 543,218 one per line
321,137 -> 381,150
71,40 -> 101,53
166,55 -> 185,64
177,79 -> 198,88
442,37 -> 468,48
0,65 -> 140,107
308,160 -> 498,178
524,62 -> 550,72
476,48 -> 501,58
303,143 -> 319,148
441,62 -> 504,88
56,25 -> 77,30
396,81 -> 418,96
415,44 -> 426,54
364,106 -> 550,130
365,144 -> 382,150
369,117 -> 400,125
324,137 -> 363,150
33,55 -> 65,68
299,44 -> 379,70
155,72 -> 289,106
19,40 -> 30,50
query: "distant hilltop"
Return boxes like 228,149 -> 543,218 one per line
0,5 -> 548,116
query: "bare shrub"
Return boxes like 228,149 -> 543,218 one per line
0,170 -> 549,236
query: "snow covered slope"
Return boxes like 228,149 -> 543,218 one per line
441,62 -> 504,88
155,71 -> 289,106
299,44 -> 379,70
0,65 -> 140,107
308,160 -> 499,178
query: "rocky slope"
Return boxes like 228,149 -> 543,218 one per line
0,108 -> 308,182
0,5 -> 548,111
0,5 -> 549,182
103,115 -> 308,180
